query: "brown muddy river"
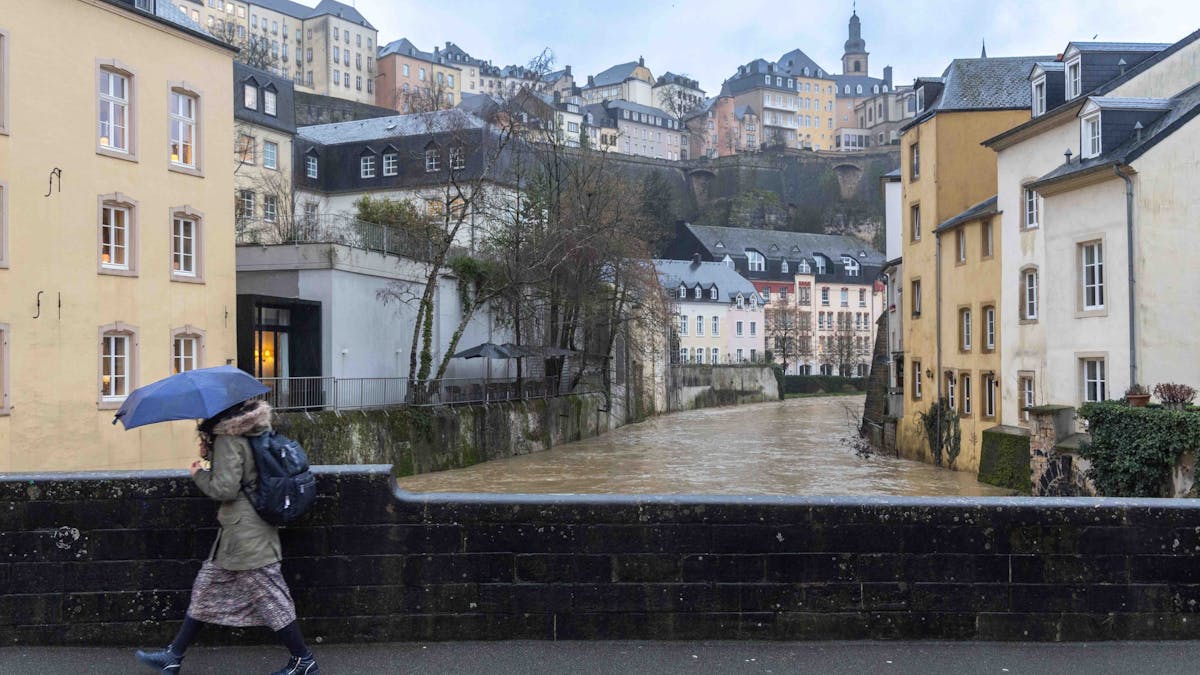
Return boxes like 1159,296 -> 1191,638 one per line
397,395 -> 1013,496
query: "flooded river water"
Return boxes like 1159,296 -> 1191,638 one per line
397,395 -> 1013,496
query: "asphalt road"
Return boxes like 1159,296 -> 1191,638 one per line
0,640 -> 1193,674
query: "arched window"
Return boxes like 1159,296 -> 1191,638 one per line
798,259 -> 811,274
781,260 -> 789,274
856,84 -> 863,94
842,256 -> 860,277
854,62 -> 862,73
678,284 -> 687,300
710,286 -> 718,300
747,250 -> 765,272
844,85 -> 850,94
722,254 -> 733,268
814,255 -> 827,274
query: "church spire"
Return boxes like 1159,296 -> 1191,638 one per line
981,38 -> 988,58
842,6 -> 868,75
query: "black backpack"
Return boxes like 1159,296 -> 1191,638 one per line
242,431 -> 317,525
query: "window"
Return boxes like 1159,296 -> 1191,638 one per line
171,214 -> 199,279
1083,358 -> 1107,402
450,146 -> 466,170
912,361 -> 922,399
982,220 -> 993,258
237,190 -> 255,223
1021,375 -> 1035,421
169,91 -> 197,169
1022,269 -> 1038,320
1066,57 -> 1081,99
712,317 -> 719,336
710,287 -> 718,300
1032,77 -> 1046,116
425,147 -> 441,172
946,373 -> 956,410
263,194 -> 277,222
1082,113 -> 1101,158
263,140 -> 278,170
237,134 -> 255,164
711,348 -> 720,364
243,82 -> 258,109
984,374 -> 996,418
961,309 -> 972,351
747,251 -> 765,272
696,315 -> 704,336
419,67 -> 426,81
100,327 -> 136,405
910,204 -> 921,241
1081,241 -> 1104,311
984,306 -> 995,350
962,373 -> 972,416
0,29 -> 9,134
909,142 -> 919,179
403,64 -> 410,77
750,322 -> 757,337
678,348 -> 688,364
840,288 -> 848,307
798,259 -> 810,274
843,257 -> 860,276
762,288 -> 770,302
736,321 -> 744,336
0,181 -> 6,268
911,280 -> 922,317
360,155 -> 376,178
781,260 -> 789,274
0,322 -> 8,415
305,154 -> 318,179
1023,188 -> 1039,229
799,286 -> 811,305
100,201 -> 134,272
99,67 -> 131,153
383,152 -> 398,176
820,287 -> 829,306
264,89 -> 277,116
737,348 -> 744,363
858,289 -> 866,307
679,315 -> 688,336
678,285 -> 687,300
333,70 -> 340,86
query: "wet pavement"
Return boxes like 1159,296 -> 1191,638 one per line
398,396 -> 1011,496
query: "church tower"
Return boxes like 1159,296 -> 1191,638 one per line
842,10 -> 869,75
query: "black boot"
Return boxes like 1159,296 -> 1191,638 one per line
271,655 -> 319,675
135,647 -> 183,672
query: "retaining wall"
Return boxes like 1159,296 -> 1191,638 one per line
5,467 -> 1200,644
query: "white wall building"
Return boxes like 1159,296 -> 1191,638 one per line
655,259 -> 765,365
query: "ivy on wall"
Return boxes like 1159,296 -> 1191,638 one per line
1078,401 -> 1200,497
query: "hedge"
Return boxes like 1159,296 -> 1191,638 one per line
977,427 -> 1031,493
1078,400 -> 1200,497
783,375 -> 867,395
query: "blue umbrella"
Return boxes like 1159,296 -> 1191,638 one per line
112,365 -> 269,430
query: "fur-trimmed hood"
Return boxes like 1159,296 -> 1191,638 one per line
213,400 -> 273,437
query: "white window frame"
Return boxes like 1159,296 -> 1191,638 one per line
425,148 -> 441,172
1066,56 -> 1082,100
238,190 -> 255,223
961,309 -> 972,351
985,306 -> 995,350
679,315 -> 688,336
696,315 -> 704,336
383,152 -> 398,176
962,373 -> 972,415
360,155 -> 376,178
98,324 -> 138,409
711,347 -> 720,364
747,251 -> 765,272
1081,112 -> 1102,159
678,285 -> 687,300
263,140 -> 278,170
263,194 -> 278,223
912,361 -> 922,399
750,321 -> 757,337
99,67 -> 132,154
1081,241 -> 1105,311
1032,76 -> 1047,116
1023,269 -> 1038,320
1021,375 -> 1035,420
1082,358 -> 1107,403
172,328 -> 205,374
100,203 -> 131,271
305,154 -> 318,179
171,215 -> 198,279
169,90 -> 197,169
243,82 -> 258,109
947,373 -> 956,410
712,316 -> 719,336
264,89 -> 277,116
736,321 -> 744,336
1023,188 -> 1039,229
678,347 -> 688,364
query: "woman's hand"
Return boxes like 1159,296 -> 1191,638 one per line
189,460 -> 204,477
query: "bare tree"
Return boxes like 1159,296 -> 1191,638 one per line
233,121 -> 299,241
829,311 -> 868,377
766,304 -> 811,373
212,24 -> 279,72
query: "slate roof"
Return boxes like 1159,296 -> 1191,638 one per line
1032,61 -> 1065,74
234,62 -> 297,135
905,55 -> 1053,131
833,74 -> 887,93
310,0 -> 374,29
605,99 -> 674,120
591,61 -> 641,87
1030,83 -> 1200,189
653,260 -> 761,301
934,196 -> 998,233
1087,97 -> 1173,111
101,0 -> 235,50
581,103 -> 618,129
733,105 -> 756,120
684,224 -> 885,265
777,48 -> 828,78
379,38 -> 432,61
1070,42 -> 1170,53
297,108 -> 484,144
249,0 -> 313,19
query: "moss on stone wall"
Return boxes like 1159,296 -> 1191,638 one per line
978,427 -> 1032,493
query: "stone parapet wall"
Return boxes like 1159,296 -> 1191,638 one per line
6,469 -> 1200,644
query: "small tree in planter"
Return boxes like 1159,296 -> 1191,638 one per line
1154,383 -> 1196,410
918,397 -> 961,468
1125,383 -> 1151,407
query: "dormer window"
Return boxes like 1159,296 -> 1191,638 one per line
243,82 -> 258,109
764,75 -> 770,85
842,257 -> 860,277
678,285 -> 687,300
798,259 -> 810,274
694,286 -> 703,300
736,294 -> 745,309
916,88 -> 925,112
1031,75 -> 1047,117
814,255 -> 827,275
722,254 -> 733,268
710,287 -> 718,300
1081,112 -> 1101,158
747,250 -> 765,272
1066,56 -> 1082,100
781,260 -> 789,274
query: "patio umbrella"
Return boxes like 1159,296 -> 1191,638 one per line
499,343 -> 539,358
451,342 -> 511,359
112,365 -> 269,430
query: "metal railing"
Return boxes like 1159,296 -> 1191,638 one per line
236,214 -> 442,262
259,374 -> 602,412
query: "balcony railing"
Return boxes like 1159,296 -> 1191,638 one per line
258,375 -> 602,412
236,214 -> 443,262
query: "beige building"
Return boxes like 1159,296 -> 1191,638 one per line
722,50 -> 837,151
0,0 -> 238,472
234,63 -> 296,230
376,38 -> 462,113
179,0 -> 250,40
581,58 -> 656,107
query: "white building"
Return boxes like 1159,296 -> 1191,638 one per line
655,259 -> 765,365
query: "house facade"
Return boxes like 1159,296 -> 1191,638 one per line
984,33 -> 1199,423
724,54 -> 836,151
581,58 -> 656,106
375,39 -> 463,112
898,54 -> 1049,472
655,259 -> 764,365
0,0 -> 238,471
664,224 -> 884,375
584,100 -> 686,160
234,63 -> 297,229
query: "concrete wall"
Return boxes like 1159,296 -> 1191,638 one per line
667,365 -> 778,411
9,468 -> 1200,644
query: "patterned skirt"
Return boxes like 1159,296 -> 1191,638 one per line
186,560 -> 297,631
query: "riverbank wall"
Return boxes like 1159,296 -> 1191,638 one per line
275,365 -> 777,474
7,466 -> 1200,644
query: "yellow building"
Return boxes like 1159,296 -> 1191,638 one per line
376,39 -> 463,113
898,55 -> 1048,473
0,0 -> 238,472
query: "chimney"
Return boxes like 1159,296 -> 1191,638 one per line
639,55 -> 645,67
691,253 -> 701,268
588,75 -> 595,86
565,65 -> 572,76
883,65 -> 893,87
445,41 -> 451,49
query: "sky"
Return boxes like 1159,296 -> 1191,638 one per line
347,0 -> 1199,95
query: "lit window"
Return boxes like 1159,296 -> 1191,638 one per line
99,68 -> 130,152
1081,241 -> 1105,310
169,91 -> 196,168
99,323 -> 138,407
263,140 -> 278,170
383,153 -> 398,176
100,203 -> 131,270
360,155 -> 376,178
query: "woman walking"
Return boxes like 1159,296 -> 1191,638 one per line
135,400 -> 319,674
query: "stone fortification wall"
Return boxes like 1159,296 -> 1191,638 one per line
667,366 -> 779,412
6,467 -> 1200,644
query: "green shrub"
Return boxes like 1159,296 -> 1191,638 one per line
918,397 -> 960,468
978,428 -> 1031,492
783,375 -> 867,394
1078,400 -> 1200,497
